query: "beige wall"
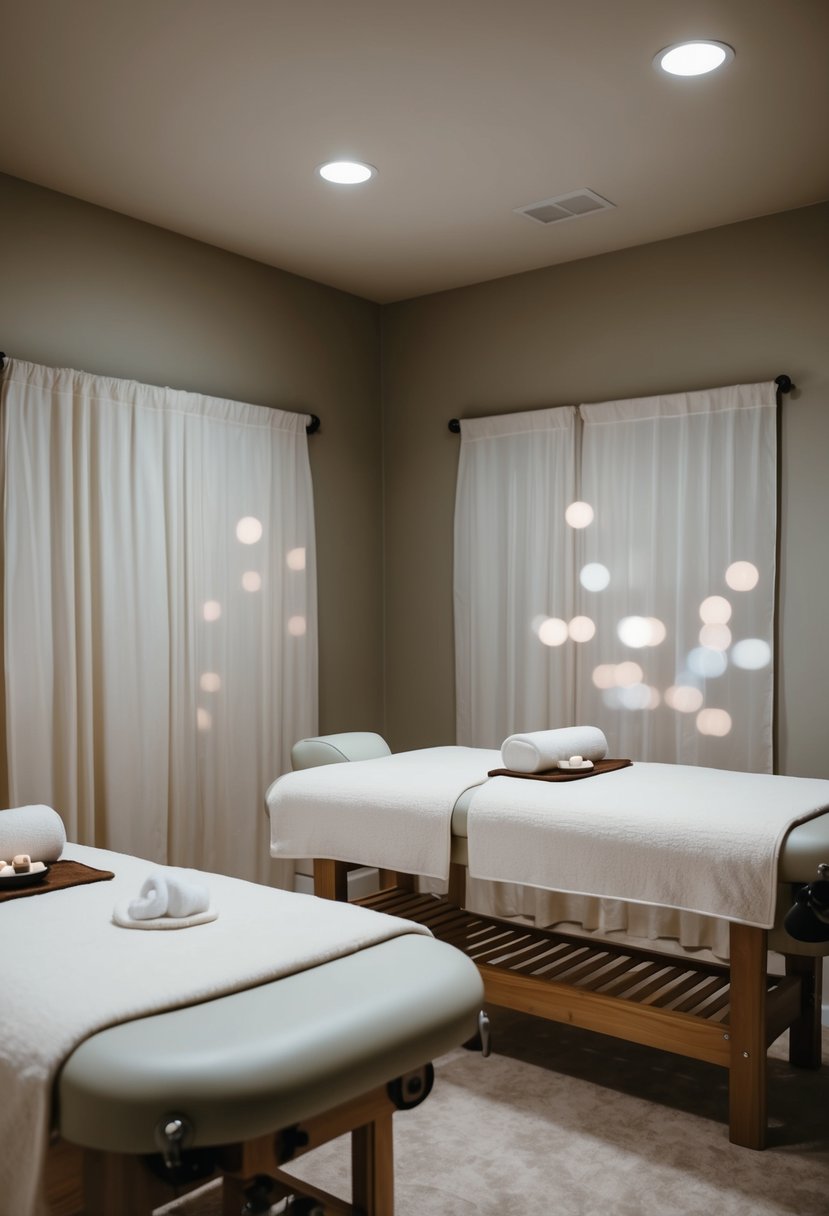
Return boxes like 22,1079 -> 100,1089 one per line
382,203 -> 829,777
0,172 -> 384,744
2,174 -> 827,779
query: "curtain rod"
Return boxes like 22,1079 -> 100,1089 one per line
0,352 -> 321,435
447,374 -> 796,433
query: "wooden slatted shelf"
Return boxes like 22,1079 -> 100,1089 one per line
311,854 -> 822,1149
356,887 -> 799,1071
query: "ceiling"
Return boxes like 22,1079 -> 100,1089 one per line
1,0 -> 827,304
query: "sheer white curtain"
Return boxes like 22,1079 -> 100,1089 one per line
454,407 -> 576,917
454,407 -> 577,747
576,382 -> 777,773
1,359 -> 317,885
452,383 -> 777,950
555,382 -> 777,954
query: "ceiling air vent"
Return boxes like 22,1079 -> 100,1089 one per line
515,188 -> 615,225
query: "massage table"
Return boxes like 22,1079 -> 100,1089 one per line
269,732 -> 829,1153
0,842 -> 483,1216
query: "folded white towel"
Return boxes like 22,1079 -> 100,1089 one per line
501,726 -> 609,773
122,871 -> 212,926
112,902 -> 218,930
0,805 -> 66,862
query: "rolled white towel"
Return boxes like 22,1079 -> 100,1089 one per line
0,805 -> 66,863
164,873 -> 210,919
501,726 -> 609,773
127,872 -> 210,921
127,873 -> 170,920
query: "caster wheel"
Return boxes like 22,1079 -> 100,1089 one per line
241,1174 -> 275,1214
288,1199 -> 325,1215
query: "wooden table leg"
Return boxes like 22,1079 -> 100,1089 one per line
221,1175 -> 247,1215
317,860 -> 420,900
81,1150 -> 171,1215
728,923 -> 768,1149
379,869 -> 416,893
45,1139 -> 84,1216
447,862 -> 466,906
352,1114 -> 394,1216
314,858 -> 349,900
785,952 -> 824,1069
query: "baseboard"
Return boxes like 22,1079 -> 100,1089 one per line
294,866 -> 380,900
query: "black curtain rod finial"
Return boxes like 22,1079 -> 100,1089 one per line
448,418 -> 461,433
0,352 -> 6,370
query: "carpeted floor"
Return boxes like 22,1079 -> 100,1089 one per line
158,1011 -> 829,1215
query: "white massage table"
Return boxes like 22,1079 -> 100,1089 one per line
1,845 -> 483,1216
272,732 -> 829,1153
47,938 -> 483,1216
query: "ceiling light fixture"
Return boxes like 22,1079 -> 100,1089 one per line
317,160 -> 376,185
654,40 -> 735,76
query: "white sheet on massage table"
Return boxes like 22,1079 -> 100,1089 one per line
467,762 -> 829,928
0,843 -> 430,1216
269,746 -> 500,880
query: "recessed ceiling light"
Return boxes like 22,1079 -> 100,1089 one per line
654,40 -> 735,76
317,160 -> 376,185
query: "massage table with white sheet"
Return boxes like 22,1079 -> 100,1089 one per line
0,837 -> 483,1216
268,732 -> 829,1152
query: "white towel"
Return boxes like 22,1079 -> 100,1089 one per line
500,726 -> 609,773
0,805 -> 66,863
127,871 -> 210,919
269,747 -> 500,880
113,904 -> 218,930
467,761 -> 829,928
114,871 -> 215,930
